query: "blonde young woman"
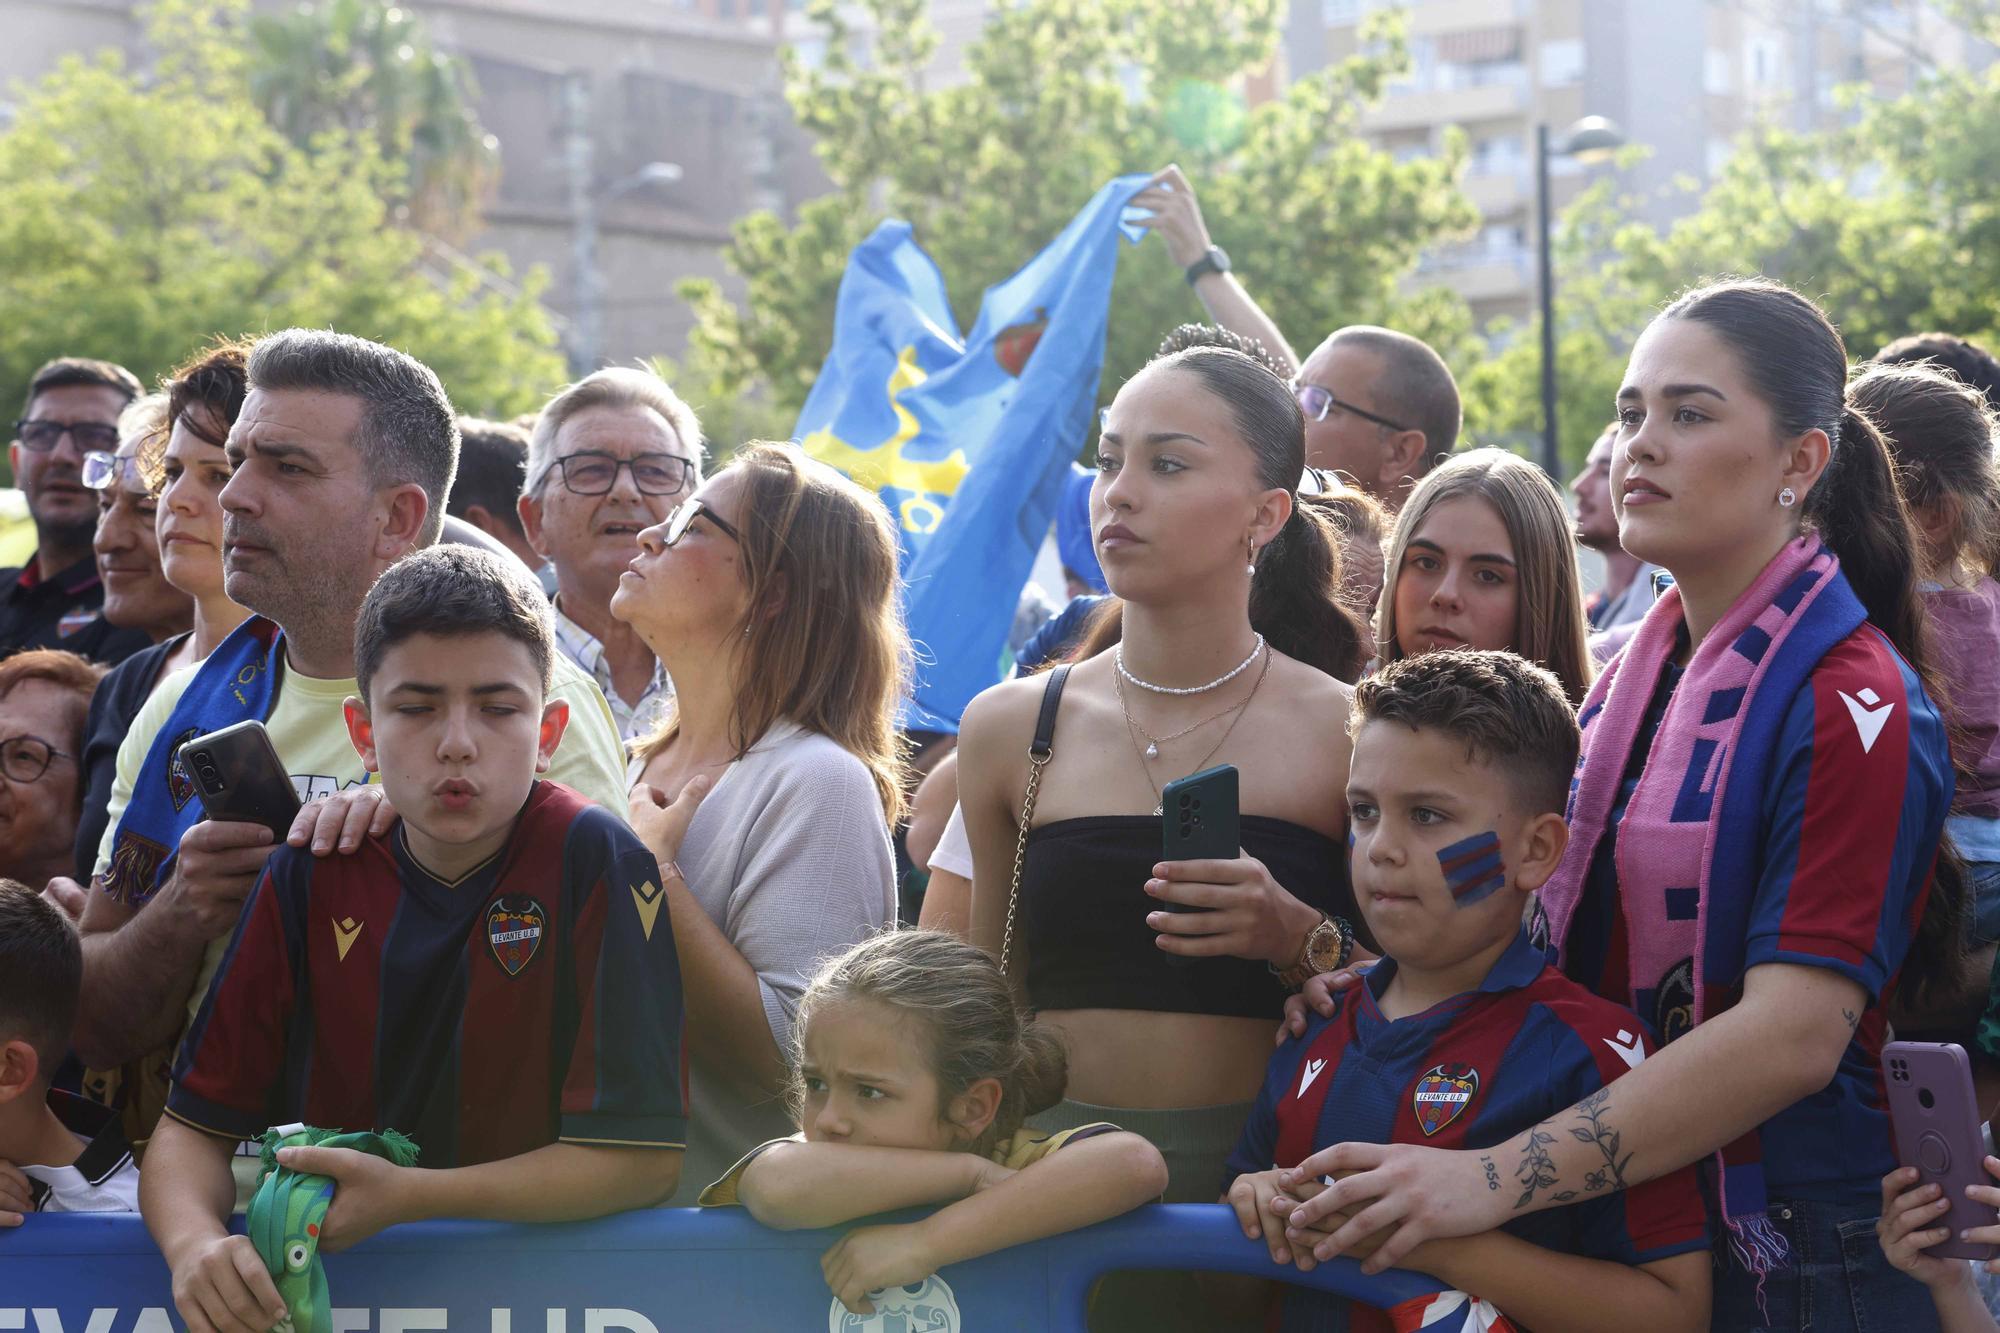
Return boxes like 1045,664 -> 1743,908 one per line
1375,447 -> 1594,705
612,442 -> 909,1203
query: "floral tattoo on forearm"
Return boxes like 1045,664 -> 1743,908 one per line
1511,1087 -> 1633,1210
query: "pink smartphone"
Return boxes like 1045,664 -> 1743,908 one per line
1884,1041 -> 2000,1262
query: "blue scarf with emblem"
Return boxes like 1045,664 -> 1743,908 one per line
102,616 -> 285,906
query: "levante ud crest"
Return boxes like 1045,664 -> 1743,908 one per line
1412,1063 -> 1480,1137
486,896 -> 545,976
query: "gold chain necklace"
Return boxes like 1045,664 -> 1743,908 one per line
1118,642 -> 1272,815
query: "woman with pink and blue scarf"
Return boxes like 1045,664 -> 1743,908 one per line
1276,279 -> 1965,1331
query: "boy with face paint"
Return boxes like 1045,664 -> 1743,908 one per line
1223,650 -> 1711,1333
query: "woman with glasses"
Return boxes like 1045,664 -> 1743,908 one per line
0,648 -> 106,894
66,342 -> 253,883
610,442 -> 907,1202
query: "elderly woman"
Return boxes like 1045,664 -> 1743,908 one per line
1,649 -> 105,892
612,442 -> 907,1202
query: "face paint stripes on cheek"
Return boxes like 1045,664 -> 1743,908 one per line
1437,831 -> 1506,906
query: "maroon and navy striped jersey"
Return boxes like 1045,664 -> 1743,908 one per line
1226,930 -> 1708,1332
167,781 -> 686,1166
1565,626 -> 1952,1204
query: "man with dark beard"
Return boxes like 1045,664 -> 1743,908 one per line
0,359 -> 151,663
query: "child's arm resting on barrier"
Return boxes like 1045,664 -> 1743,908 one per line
820,1131 -> 1168,1316
1276,1192 -> 1710,1333
1403,1230 -> 1707,1333
141,1117 -> 290,1333
735,1140 -> 1015,1230
278,1140 -> 681,1252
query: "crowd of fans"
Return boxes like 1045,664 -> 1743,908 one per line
4,165 -> 2000,1333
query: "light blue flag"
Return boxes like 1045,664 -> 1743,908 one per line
797,173 -> 1151,732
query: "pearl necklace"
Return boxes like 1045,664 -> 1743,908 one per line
1116,633 -> 1266,696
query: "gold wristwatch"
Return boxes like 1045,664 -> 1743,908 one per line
1277,914 -> 1353,991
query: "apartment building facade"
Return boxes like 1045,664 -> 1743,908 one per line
1284,0 -> 1993,326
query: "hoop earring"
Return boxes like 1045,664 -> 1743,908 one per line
1778,487 -> 1797,509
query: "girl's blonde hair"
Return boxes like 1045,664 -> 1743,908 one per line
1375,448 -> 1594,706
632,443 -> 912,822
793,930 -> 1066,1156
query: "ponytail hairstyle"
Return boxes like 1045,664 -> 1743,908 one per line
1662,278 -> 1966,1010
1069,328 -> 1369,682
792,930 -> 1066,1157
1374,448 -> 1594,706
1847,361 -> 2000,579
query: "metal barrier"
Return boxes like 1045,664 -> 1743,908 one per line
0,1204 -> 1449,1332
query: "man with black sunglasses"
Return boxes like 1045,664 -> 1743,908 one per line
0,358 -> 151,664
1132,165 -> 1462,507
521,366 -> 703,742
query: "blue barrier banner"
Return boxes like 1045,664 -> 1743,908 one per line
0,1205 -> 1454,1332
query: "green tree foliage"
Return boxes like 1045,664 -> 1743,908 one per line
247,0 -> 497,238
1464,14 -> 2000,469
0,0 -> 563,445
681,0 -> 1480,425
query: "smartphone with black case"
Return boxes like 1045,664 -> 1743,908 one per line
1160,764 -> 1240,915
1884,1041 -> 2000,1263
177,720 -> 301,841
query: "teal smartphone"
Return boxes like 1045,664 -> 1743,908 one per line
1160,763 -> 1240,914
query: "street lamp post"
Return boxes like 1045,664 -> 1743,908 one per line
1535,115 -> 1625,477
563,72 -> 683,375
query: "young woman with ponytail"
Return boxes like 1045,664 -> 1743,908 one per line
955,340 -> 1365,1211
1273,279 -> 1962,1332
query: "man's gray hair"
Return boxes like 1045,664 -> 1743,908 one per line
246,329 -> 460,546
525,366 -> 704,496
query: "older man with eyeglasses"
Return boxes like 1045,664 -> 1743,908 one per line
0,358 -> 153,663
520,367 -> 704,742
0,648 -> 105,893
1131,165 -> 1462,507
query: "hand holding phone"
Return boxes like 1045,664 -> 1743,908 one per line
1160,765 -> 1240,915
1884,1041 -> 2000,1263
178,720 -> 301,842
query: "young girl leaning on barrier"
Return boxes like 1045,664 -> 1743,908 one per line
696,929 -> 1168,1317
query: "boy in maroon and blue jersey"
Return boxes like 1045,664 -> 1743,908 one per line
1225,650 -> 1710,1333
142,548 -> 685,1333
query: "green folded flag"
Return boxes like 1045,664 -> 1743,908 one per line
247,1124 -> 420,1333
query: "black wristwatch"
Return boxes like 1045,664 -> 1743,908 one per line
1184,245 -> 1231,286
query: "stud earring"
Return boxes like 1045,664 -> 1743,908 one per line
1778,487 -> 1797,509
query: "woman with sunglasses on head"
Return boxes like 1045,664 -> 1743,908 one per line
955,336 -> 1366,1230
67,344 -> 254,884
611,442 -> 908,1203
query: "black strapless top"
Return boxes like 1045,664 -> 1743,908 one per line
1020,815 -> 1356,1020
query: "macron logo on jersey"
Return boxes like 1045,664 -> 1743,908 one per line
1837,686 -> 1896,754
1603,1028 -> 1645,1071
1297,1058 -> 1328,1098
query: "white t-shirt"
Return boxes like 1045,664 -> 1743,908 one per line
24,1093 -> 140,1214
929,800 -> 974,879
